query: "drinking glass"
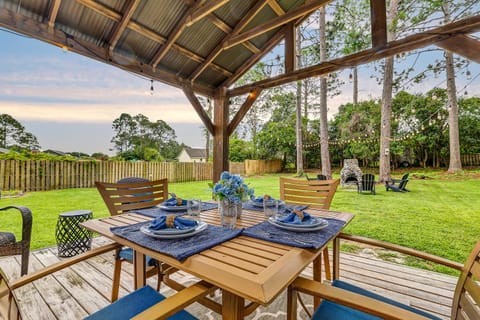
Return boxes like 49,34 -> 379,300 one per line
220,204 -> 237,229
187,199 -> 201,221
263,199 -> 279,219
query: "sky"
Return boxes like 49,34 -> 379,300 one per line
0,30 -> 206,155
1,27 -> 478,156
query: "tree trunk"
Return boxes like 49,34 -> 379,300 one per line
318,6 -> 332,178
442,3 -> 462,173
353,66 -> 358,105
296,26 -> 304,175
379,0 -> 399,183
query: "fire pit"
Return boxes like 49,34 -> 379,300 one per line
340,159 -> 362,186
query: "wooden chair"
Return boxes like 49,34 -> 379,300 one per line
280,177 -> 340,209
306,174 -> 327,181
0,243 -> 215,320
0,206 -> 32,276
357,173 -> 376,195
287,234 -> 480,320
95,178 -> 169,302
279,177 -> 340,281
386,173 -> 410,192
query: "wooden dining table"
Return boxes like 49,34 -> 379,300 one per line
81,206 -> 354,320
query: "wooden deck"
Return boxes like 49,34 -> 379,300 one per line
0,237 -> 456,320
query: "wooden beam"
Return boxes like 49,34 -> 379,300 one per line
436,34 -> 480,64
185,0 -> 229,27
151,3 -> 201,69
108,0 -> 140,57
224,0 -> 331,50
268,0 -> 285,16
284,22 -> 296,73
228,14 -> 480,97
47,0 -> 62,34
212,88 -> 229,182
182,87 -> 215,135
370,0 -> 387,48
221,25 -> 287,88
0,7 -> 215,97
228,88 -> 262,135
189,0 -> 271,82
76,0 -> 232,77
208,14 -> 261,54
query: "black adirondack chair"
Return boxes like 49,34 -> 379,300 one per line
306,174 -> 327,181
357,173 -> 376,195
386,173 -> 410,192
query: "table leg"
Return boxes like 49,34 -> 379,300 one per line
222,290 -> 244,320
133,250 -> 146,289
323,247 -> 332,281
312,255 -> 322,309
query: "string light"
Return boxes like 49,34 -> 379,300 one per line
150,80 -> 154,95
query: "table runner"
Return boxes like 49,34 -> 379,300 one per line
110,222 -> 242,261
132,201 -> 218,218
241,218 -> 345,249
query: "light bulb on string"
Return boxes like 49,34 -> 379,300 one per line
150,80 -> 154,95
466,70 -> 472,80
465,90 -> 468,96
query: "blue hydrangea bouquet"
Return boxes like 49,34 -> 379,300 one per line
210,171 -> 254,204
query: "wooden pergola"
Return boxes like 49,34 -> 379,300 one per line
1,0 -> 479,180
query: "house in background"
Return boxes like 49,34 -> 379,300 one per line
177,147 -> 207,163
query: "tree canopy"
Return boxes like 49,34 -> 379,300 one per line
0,114 -> 40,150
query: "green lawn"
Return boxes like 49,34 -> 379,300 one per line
1,169 -> 479,274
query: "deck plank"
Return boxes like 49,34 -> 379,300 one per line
0,237 -> 456,320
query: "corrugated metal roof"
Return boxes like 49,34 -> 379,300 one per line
0,0 -> 312,95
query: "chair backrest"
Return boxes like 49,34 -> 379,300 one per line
451,239 -> 480,320
95,179 -> 168,216
0,206 -> 32,276
401,173 -> 409,181
361,174 -> 375,190
280,177 -> 340,210
398,178 -> 409,190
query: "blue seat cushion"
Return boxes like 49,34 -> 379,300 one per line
85,285 -> 197,320
119,247 -> 157,267
312,280 -> 441,320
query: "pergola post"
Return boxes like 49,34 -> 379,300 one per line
212,87 -> 229,182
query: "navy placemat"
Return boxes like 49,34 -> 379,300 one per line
132,201 -> 218,218
242,202 -> 308,212
111,222 -> 242,261
242,217 -> 345,249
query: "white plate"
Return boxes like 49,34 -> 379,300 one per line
250,200 -> 284,207
159,200 -> 200,211
140,221 -> 208,239
268,217 -> 328,232
145,223 -> 197,235
274,216 -> 327,228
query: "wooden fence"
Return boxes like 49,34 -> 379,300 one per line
461,154 -> 480,166
245,159 -> 282,175
0,160 -> 245,192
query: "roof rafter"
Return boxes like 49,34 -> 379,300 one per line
47,0 -> 62,34
224,0 -> 332,50
0,7 -> 215,97
76,0 -> 232,77
436,34 -> 480,64
370,0 -> 387,48
228,14 -> 480,97
268,0 -> 285,15
185,0 -> 229,27
183,86 -> 215,135
189,0 -> 271,82
108,0 -> 140,58
151,0 -> 230,69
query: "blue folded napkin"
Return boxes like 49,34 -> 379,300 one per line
164,197 -> 187,206
254,196 -> 275,204
149,216 -> 197,230
277,211 -> 313,225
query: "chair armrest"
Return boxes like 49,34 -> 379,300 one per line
10,243 -> 121,289
291,276 -> 431,320
0,206 -> 32,243
338,233 -> 462,271
132,281 -> 216,320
